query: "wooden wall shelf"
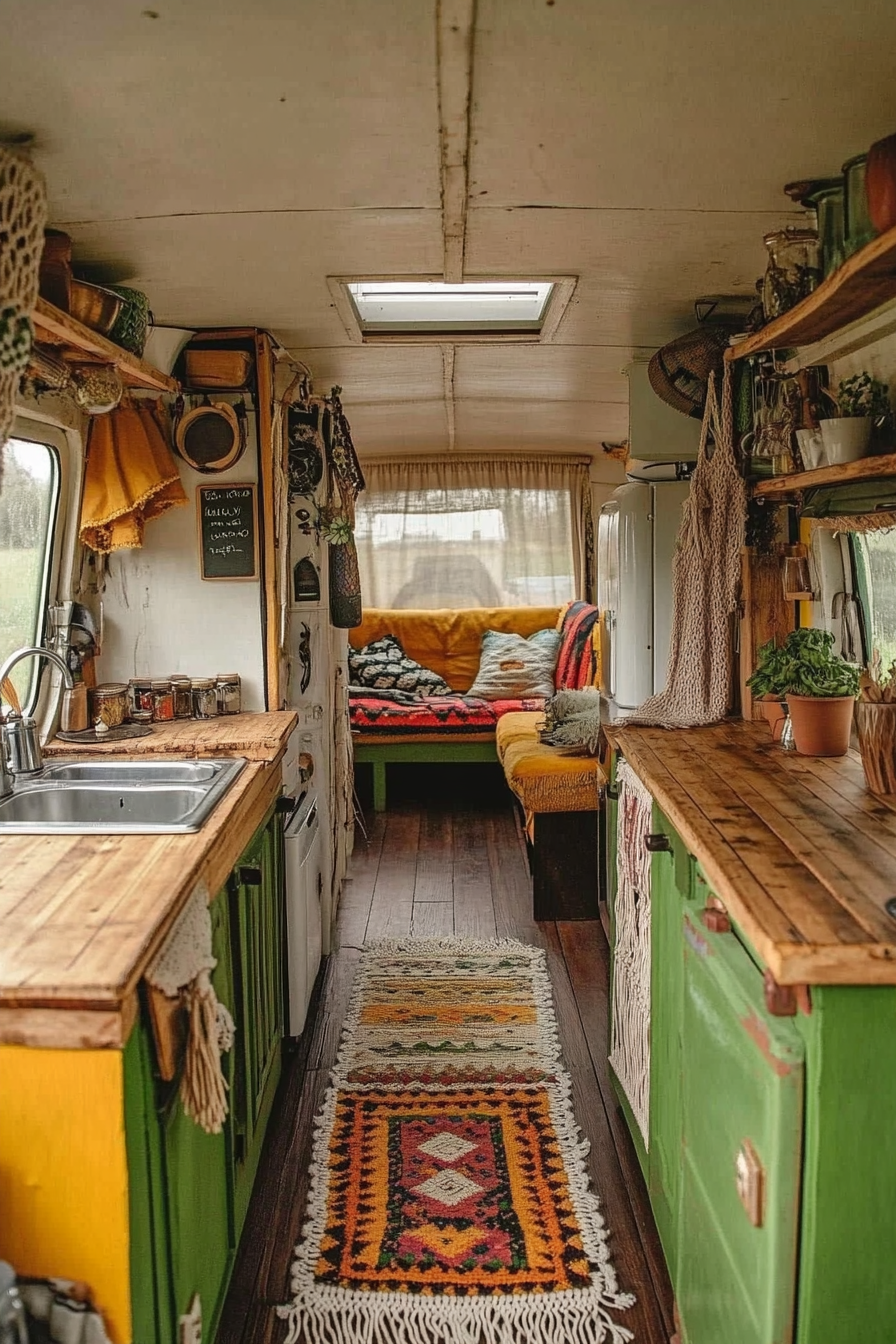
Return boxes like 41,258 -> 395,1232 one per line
751,452 -> 896,498
31,297 -> 178,393
727,224 -> 896,362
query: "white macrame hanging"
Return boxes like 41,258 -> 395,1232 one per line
0,146 -> 47,453
145,882 -> 235,1135
609,760 -> 654,1146
633,363 -> 746,728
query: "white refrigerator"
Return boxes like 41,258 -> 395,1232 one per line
597,481 -> 690,719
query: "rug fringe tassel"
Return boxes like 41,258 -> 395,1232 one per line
278,1294 -> 635,1344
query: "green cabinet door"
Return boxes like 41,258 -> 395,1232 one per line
162,885 -> 236,1343
677,908 -> 804,1344
230,810 -> 286,1236
647,805 -> 694,1279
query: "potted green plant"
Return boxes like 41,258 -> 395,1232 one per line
819,372 -> 890,464
747,628 -> 859,755
747,638 -> 791,740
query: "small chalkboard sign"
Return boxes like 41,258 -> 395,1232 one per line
197,484 -> 259,581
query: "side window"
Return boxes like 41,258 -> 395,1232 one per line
0,435 -> 61,712
852,529 -> 896,669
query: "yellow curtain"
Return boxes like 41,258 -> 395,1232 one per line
79,398 -> 187,553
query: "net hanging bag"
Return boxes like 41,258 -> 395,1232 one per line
633,363 -> 746,728
0,146 -> 47,461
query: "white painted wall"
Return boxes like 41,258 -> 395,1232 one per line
99,408 -> 267,708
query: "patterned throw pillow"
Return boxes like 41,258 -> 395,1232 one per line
467,628 -> 562,700
349,635 -> 452,698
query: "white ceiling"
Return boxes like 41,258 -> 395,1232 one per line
3,0 -> 896,458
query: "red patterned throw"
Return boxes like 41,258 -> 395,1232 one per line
280,939 -> 634,1344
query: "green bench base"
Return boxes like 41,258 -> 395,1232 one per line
354,741 -> 498,811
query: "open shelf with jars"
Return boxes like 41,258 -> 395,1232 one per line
30,296 -> 178,393
727,224 -> 896,363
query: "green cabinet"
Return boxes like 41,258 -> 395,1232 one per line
126,805 -> 286,1344
678,905 -> 804,1344
607,753 -> 896,1344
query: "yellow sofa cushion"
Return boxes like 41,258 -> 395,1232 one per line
349,607 -> 563,693
495,711 -> 603,814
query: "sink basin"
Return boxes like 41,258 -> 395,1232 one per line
0,757 -> 247,834
41,760 -> 222,785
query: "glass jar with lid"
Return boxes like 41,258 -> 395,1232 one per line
92,682 -> 129,729
169,675 -> 193,719
761,228 -> 821,321
842,153 -> 875,258
151,679 -> 175,722
192,677 -> 218,719
128,677 -> 153,717
215,673 -> 241,716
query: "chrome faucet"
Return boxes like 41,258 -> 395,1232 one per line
0,647 -> 74,794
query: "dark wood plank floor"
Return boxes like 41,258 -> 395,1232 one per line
218,764 -> 674,1344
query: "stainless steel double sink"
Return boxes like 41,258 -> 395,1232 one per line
0,757 -> 247,834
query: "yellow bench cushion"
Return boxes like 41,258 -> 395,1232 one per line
495,712 -> 603,814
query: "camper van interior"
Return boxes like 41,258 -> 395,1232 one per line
4,4 -> 896,1343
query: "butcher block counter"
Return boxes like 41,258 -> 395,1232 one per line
0,710 -> 297,1048
605,718 -> 896,986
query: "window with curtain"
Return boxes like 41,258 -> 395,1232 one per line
355,455 -> 593,609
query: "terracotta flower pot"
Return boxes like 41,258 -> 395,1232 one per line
757,695 -> 786,742
785,694 -> 855,757
854,701 -> 896,793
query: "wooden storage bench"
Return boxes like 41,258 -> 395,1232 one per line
495,711 -> 604,921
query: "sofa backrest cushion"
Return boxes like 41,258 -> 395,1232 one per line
348,607 -> 563,692
468,628 -> 562,700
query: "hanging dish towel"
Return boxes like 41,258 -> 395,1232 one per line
144,882 -> 235,1135
79,397 -> 187,552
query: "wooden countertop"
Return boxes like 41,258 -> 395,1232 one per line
43,710 -> 298,760
606,720 -> 896,987
0,712 -> 297,1048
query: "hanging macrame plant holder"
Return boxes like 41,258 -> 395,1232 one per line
632,364 -> 746,728
324,385 -> 365,629
144,883 -> 235,1135
0,146 -> 47,467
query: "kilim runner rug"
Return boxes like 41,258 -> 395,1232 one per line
280,938 -> 634,1344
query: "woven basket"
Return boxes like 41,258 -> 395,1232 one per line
184,349 -> 252,389
648,325 -> 734,419
855,700 -> 896,793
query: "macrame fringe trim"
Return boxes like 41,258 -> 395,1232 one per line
279,937 -> 634,1344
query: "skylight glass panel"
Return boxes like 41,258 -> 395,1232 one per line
346,281 -> 554,332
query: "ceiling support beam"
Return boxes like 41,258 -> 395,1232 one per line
441,343 -> 457,450
436,0 -> 476,284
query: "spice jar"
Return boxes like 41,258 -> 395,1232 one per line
192,677 -> 218,719
130,709 -> 154,726
216,673 -> 241,716
169,676 -> 193,719
92,682 -> 129,729
129,678 -> 153,717
151,678 -> 175,722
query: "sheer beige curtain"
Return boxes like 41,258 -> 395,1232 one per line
355,454 -> 593,609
